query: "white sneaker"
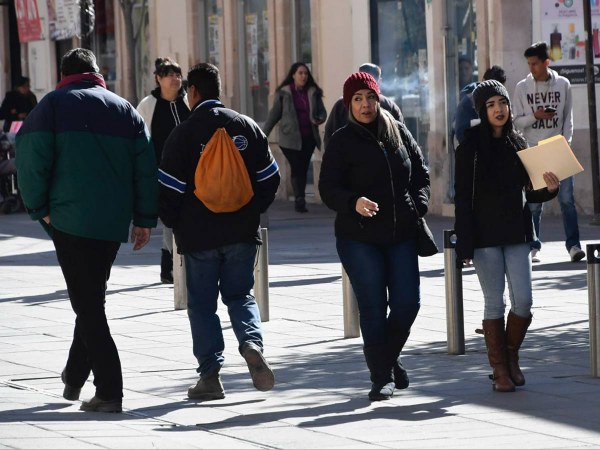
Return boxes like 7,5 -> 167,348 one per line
569,245 -> 585,262
531,249 -> 541,263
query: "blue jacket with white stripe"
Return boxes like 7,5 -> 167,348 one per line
159,100 -> 280,253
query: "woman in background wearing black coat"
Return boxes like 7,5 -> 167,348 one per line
454,80 -> 559,393
319,72 -> 430,401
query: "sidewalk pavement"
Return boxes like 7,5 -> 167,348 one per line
1,199 -> 600,449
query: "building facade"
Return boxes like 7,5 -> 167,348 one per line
1,0 -> 597,216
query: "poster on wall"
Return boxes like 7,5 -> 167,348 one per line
47,0 -> 81,41
540,0 -> 600,83
245,14 -> 259,90
208,15 -> 220,67
15,0 -> 44,42
262,11 -> 269,90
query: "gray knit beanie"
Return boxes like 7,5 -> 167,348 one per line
472,79 -> 510,114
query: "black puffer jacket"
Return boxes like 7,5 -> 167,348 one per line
319,118 -> 430,244
159,100 -> 280,253
454,125 -> 558,260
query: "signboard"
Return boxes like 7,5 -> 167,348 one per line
15,0 -> 44,42
47,0 -> 81,41
208,15 -> 220,66
540,0 -> 600,84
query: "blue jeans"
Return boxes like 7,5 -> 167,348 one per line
184,242 -> 263,379
529,176 -> 581,251
336,238 -> 421,347
472,243 -> 532,320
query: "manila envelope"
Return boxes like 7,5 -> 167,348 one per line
517,134 -> 584,190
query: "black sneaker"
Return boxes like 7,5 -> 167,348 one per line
569,245 -> 585,262
61,370 -> 81,401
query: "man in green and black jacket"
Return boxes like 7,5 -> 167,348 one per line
16,48 -> 158,413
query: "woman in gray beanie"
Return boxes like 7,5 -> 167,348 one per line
454,79 -> 560,392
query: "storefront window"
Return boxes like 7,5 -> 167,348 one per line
370,0 -> 428,151
445,0 -> 477,202
239,0 -> 269,124
294,0 -> 311,63
197,0 -> 220,66
91,0 -> 116,92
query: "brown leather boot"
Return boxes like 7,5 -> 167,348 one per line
482,318 -> 515,392
505,311 -> 532,386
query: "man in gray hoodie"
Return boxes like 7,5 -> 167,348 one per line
513,41 -> 585,263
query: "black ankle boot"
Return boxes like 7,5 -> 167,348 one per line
363,345 -> 395,401
160,249 -> 173,284
294,197 -> 308,213
389,330 -> 410,389
394,357 -> 409,390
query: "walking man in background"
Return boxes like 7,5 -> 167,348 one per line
513,41 -> 585,263
159,63 -> 280,400
16,48 -> 159,413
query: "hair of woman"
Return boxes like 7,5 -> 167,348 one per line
154,57 -> 182,85
275,62 -> 323,95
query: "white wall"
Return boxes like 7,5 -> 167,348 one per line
317,0 -> 371,115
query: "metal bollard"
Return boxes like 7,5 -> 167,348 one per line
173,238 -> 187,310
444,230 -> 465,355
587,243 -> 600,377
254,227 -> 270,322
342,267 -> 360,338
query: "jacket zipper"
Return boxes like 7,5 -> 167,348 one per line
377,140 -> 397,241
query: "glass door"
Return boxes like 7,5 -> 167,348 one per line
370,0 -> 429,151
238,0 -> 269,124
445,0 -> 477,202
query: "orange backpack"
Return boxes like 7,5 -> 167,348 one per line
193,127 -> 254,213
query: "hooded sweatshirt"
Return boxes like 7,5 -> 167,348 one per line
512,68 -> 573,145
137,87 -> 190,163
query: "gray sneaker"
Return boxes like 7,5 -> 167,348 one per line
187,373 -> 225,400
80,396 -> 122,413
569,245 -> 585,262
241,342 -> 275,391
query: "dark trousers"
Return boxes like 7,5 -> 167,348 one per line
281,136 -> 316,201
52,229 -> 123,399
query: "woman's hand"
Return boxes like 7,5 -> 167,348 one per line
355,196 -> 379,217
543,171 -> 560,193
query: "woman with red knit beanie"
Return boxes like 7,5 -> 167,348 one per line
319,72 -> 431,401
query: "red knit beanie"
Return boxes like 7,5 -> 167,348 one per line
343,72 -> 380,108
